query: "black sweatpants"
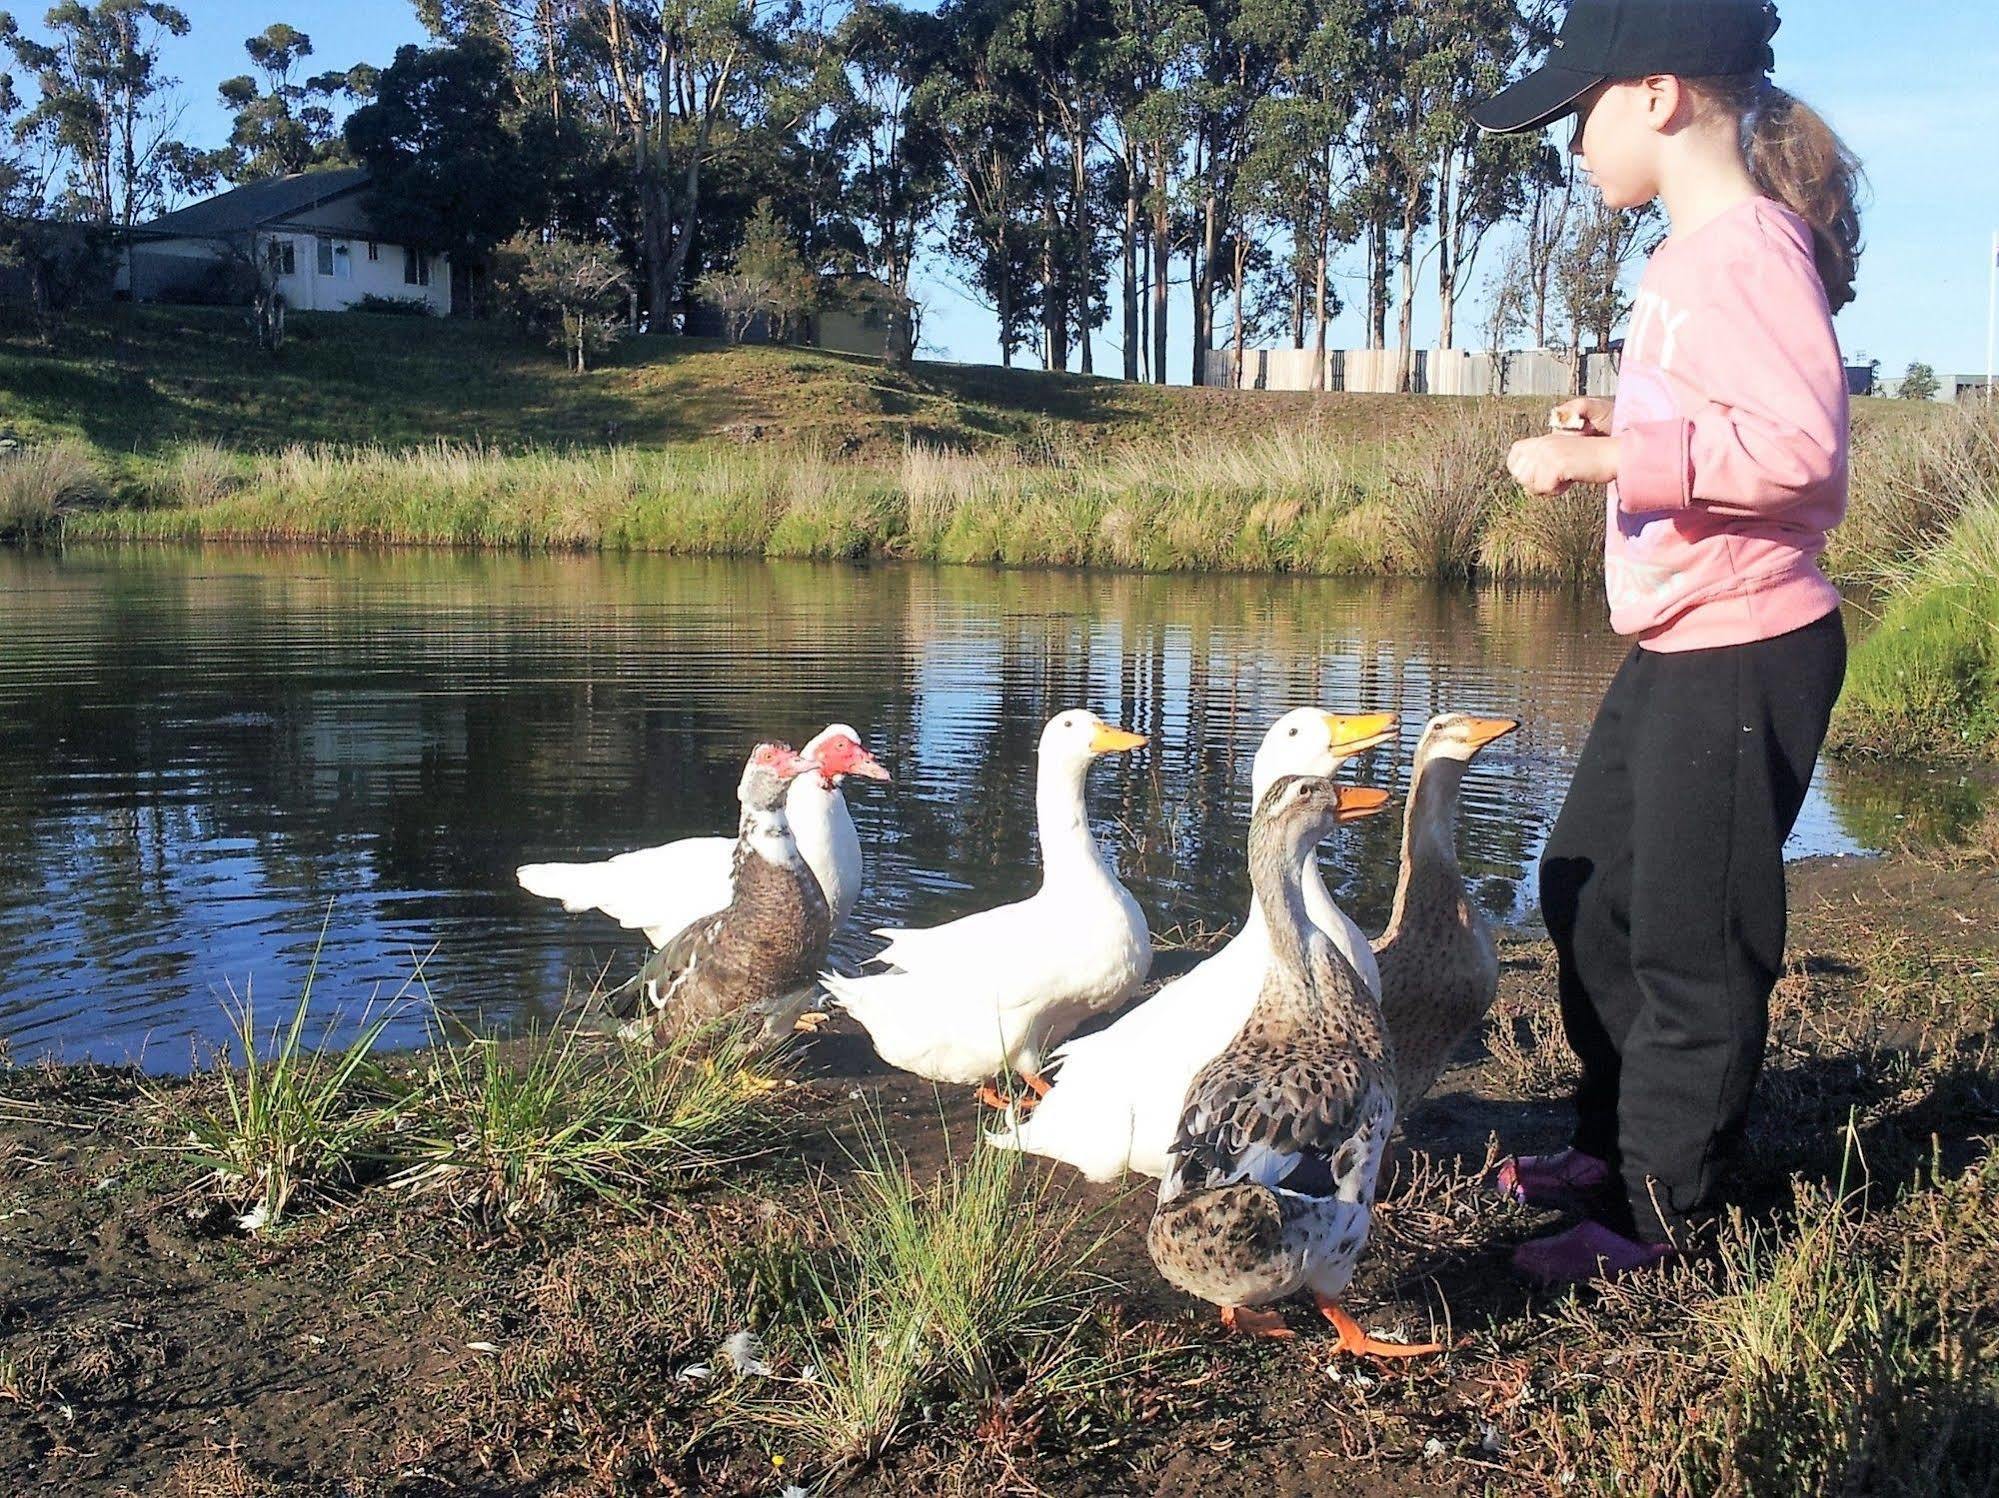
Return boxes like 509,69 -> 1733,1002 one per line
1539,608 -> 1846,1245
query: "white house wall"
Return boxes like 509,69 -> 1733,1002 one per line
262,232 -> 451,315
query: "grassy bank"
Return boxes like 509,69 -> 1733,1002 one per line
56,413 -> 1608,580
2,847 -> 1994,1493
1831,403 -> 1999,759
0,305 -> 1977,590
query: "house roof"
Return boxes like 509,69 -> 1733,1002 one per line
133,167 -> 372,240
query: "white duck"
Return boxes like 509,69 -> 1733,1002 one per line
821,710 -> 1152,1097
988,708 -> 1396,1182
516,724 -> 889,944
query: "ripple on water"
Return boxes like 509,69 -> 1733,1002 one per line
0,546 -> 1962,1067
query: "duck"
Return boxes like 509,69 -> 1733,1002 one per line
518,724 -> 889,944
987,708 -> 1397,1182
1146,774 -> 1438,1354
1373,713 -> 1519,1111
608,741 -> 833,1046
820,710 -> 1152,1098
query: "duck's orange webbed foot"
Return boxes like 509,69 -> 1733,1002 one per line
1315,1295 -> 1442,1358
1220,1304 -> 1294,1339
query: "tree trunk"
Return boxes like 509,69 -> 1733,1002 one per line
999,249 -> 1014,367
1192,189 -> 1218,387
1232,235 -> 1249,388
1436,142 -> 1457,349
1121,144 -> 1139,382
1394,191 -> 1419,392
1311,242 -> 1327,392
1149,141 -> 1168,385
1367,213 -> 1388,350
1039,116 -> 1065,370
1139,216 -> 1152,383
1071,117 -> 1092,376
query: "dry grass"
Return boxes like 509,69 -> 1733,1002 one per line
0,437 -> 105,537
1836,402 -> 1999,588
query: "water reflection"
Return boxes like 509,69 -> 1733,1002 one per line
0,546 -> 1968,1066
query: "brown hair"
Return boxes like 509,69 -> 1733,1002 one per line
1685,74 -> 1865,312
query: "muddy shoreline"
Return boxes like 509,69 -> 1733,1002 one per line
2,843 -> 1994,1496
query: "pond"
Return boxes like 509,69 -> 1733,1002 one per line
0,546 -> 1980,1067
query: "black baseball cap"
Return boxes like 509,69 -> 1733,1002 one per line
1473,0 -> 1782,134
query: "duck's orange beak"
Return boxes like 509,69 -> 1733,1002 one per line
1324,712 -> 1398,758
1462,716 -> 1520,750
1089,724 -> 1148,755
1333,785 -> 1394,824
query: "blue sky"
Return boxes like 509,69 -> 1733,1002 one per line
32,0 -> 1999,382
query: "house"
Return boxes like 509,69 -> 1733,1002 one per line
120,167 -> 453,316
685,271 -> 914,360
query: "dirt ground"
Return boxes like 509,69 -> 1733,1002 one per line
2,842 -> 1994,1497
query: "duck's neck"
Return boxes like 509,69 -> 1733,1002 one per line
739,800 -> 804,872
1036,751 -> 1111,887
1385,752 -> 1466,935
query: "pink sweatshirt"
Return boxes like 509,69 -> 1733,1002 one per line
1605,196 -> 1847,651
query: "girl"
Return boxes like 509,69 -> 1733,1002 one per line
1472,0 -> 1861,1285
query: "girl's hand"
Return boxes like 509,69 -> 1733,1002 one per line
1549,397 -> 1613,436
1508,434 -> 1621,496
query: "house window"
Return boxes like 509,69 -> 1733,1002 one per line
267,239 -> 295,276
366,241 -> 379,262
316,238 -> 334,276
333,241 -> 352,280
402,247 -> 430,288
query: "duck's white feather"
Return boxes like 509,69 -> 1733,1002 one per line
517,771 -> 859,946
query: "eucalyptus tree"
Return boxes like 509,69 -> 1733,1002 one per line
584,0 -> 805,321
830,1 -> 947,338
1181,0 -> 1292,384
1103,0 -> 1199,382
214,24 -> 362,181
918,0 -> 1042,365
1,0 -> 194,228
1245,0 -> 1366,386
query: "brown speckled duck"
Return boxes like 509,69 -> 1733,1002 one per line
1373,713 -> 1520,1110
610,741 -> 832,1046
1147,775 -> 1437,1354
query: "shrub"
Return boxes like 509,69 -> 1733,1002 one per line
352,294 -> 433,317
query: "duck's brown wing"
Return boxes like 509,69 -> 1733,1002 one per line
1162,1036 -> 1388,1206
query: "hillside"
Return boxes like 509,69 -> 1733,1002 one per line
0,305 -> 1463,463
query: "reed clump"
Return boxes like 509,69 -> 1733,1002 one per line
0,437 -> 106,539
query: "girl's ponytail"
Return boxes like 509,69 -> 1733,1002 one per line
1689,75 -> 1865,312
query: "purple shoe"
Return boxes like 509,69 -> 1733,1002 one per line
1511,1220 -> 1672,1287
1495,1149 -> 1610,1212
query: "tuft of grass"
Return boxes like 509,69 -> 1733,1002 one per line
148,440 -> 244,509
0,437 -> 106,538
733,1113 -> 1113,1474
393,1017 -> 782,1224
1380,403 -> 1533,579
168,954 -> 403,1232
1530,1147 -> 1999,1497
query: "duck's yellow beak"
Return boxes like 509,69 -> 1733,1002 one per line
1462,716 -> 1521,749
1089,724 -> 1148,755
1324,712 -> 1398,758
1333,785 -> 1394,824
